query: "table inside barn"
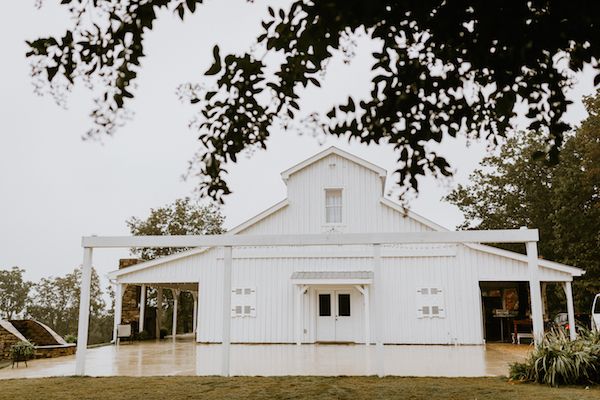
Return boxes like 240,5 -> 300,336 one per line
492,310 -> 519,342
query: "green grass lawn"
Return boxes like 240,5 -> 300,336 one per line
0,376 -> 598,400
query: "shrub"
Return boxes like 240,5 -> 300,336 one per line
159,328 -> 168,339
137,330 -> 151,341
11,341 -> 35,362
509,328 -> 600,386
64,334 -> 77,344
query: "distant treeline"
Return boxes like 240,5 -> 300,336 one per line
0,266 -> 113,345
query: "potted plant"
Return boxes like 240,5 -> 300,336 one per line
159,328 -> 168,340
64,334 -> 77,344
137,330 -> 150,341
11,341 -> 35,368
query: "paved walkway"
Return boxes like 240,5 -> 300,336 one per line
0,336 -> 529,379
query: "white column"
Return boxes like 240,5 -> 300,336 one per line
172,289 -> 179,339
373,243 -> 384,377
526,240 -> 544,342
156,287 -> 163,337
295,285 -> 303,345
113,283 -> 123,343
192,291 -> 198,334
75,247 -> 93,375
364,285 -> 371,346
563,282 -> 577,341
222,246 -> 232,377
139,284 -> 146,332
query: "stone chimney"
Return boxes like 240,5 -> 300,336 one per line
118,258 -> 143,331
119,258 -> 142,269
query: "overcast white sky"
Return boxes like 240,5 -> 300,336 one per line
0,1 -> 596,289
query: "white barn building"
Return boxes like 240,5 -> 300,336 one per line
106,147 -> 584,347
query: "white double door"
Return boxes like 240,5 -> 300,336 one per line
316,289 -> 358,342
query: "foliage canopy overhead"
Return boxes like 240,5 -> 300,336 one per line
27,0 -> 600,201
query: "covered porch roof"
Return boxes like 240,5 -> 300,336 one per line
291,271 -> 373,285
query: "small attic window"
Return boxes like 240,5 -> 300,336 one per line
325,189 -> 342,224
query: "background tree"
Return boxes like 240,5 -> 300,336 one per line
548,94 -> 600,310
126,197 -> 225,260
26,1 -> 600,202
446,93 -> 600,311
445,131 -> 558,257
126,197 -> 225,333
0,267 -> 32,319
27,267 -> 111,344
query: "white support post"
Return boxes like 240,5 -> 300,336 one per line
139,284 -> 146,333
354,285 -> 370,346
75,247 -> 93,375
222,246 -> 233,377
192,291 -> 198,334
364,285 -> 371,346
156,287 -> 163,337
113,283 -> 123,344
172,289 -> 180,340
563,282 -> 577,341
295,285 -> 303,345
373,243 -> 384,377
526,239 -> 544,342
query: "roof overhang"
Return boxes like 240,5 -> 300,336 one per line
280,146 -> 387,187
291,271 -> 373,285
380,197 -> 585,278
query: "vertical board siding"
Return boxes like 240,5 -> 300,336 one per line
199,255 -> 371,343
240,154 -> 432,235
118,254 -> 203,284
379,255 -> 482,344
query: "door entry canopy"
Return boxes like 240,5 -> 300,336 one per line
291,271 -> 373,285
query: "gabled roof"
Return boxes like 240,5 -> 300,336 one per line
108,148 -> 584,280
280,146 -> 387,185
227,199 -> 289,234
108,199 -> 290,279
380,198 -> 585,277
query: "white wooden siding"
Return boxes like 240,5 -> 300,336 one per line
240,154 -> 432,235
198,255 -> 371,343
118,253 -> 202,284
379,255 -> 483,344
461,246 -> 572,282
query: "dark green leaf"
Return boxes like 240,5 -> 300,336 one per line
205,45 -> 221,76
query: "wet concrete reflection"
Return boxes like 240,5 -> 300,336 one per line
0,335 -> 529,379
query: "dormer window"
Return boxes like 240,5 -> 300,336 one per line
325,189 -> 343,224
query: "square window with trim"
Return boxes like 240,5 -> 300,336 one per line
325,189 -> 342,224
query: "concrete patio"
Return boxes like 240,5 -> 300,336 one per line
0,335 -> 530,379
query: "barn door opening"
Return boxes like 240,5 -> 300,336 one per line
479,282 -> 530,343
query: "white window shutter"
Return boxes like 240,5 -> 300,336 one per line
430,287 -> 446,318
231,287 -> 257,318
416,286 -> 445,319
416,288 -> 427,318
